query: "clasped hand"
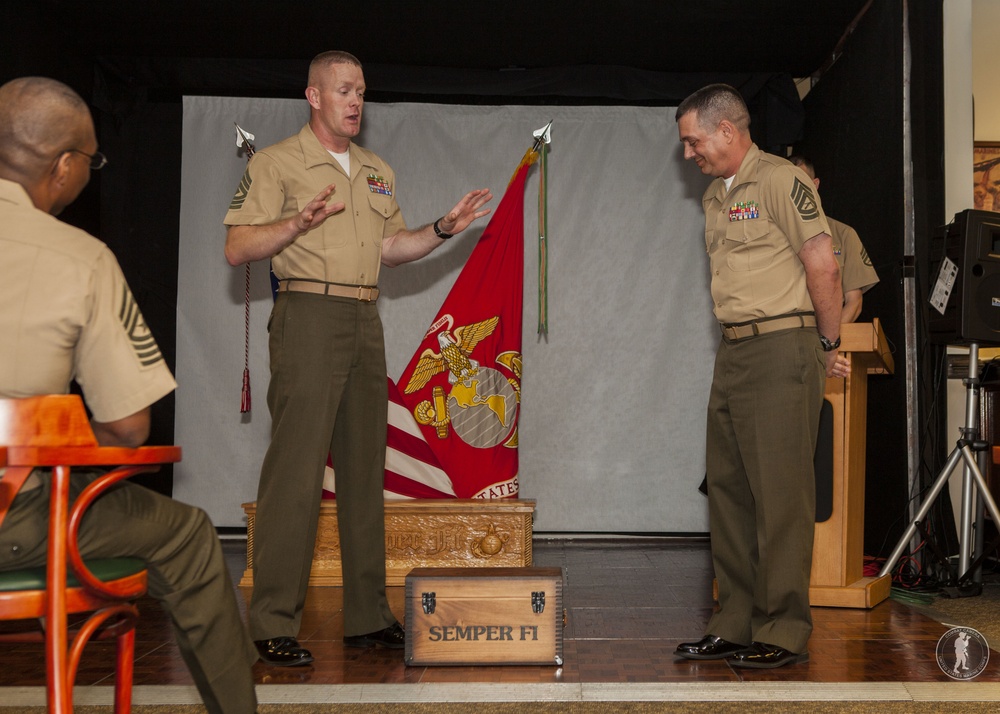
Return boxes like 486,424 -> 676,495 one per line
827,352 -> 850,379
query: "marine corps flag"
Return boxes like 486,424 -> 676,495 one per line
397,142 -> 542,499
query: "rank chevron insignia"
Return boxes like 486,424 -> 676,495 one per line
789,177 -> 820,220
118,283 -> 163,366
229,167 -> 252,210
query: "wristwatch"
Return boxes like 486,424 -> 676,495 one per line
433,218 -> 454,240
819,334 -> 841,352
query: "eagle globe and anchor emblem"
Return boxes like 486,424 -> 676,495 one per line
404,315 -> 520,449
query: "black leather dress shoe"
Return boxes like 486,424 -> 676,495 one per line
675,634 -> 750,660
254,637 -> 314,667
343,621 -> 406,649
728,641 -> 809,669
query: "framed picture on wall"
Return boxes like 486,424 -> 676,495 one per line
974,142 -> 1000,212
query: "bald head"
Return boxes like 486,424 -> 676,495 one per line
0,77 -> 93,183
307,50 -> 362,88
0,77 -> 98,214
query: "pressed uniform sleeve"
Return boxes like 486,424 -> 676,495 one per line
224,152 -> 287,227
73,247 -> 176,423
765,164 -> 830,252
838,222 -> 879,294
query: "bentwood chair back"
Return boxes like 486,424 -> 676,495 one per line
0,395 -> 181,713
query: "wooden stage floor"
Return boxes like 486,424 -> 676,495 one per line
1,537 -> 998,697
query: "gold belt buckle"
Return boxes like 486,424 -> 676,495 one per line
357,286 -> 374,302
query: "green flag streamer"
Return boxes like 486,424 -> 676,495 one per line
534,121 -> 552,335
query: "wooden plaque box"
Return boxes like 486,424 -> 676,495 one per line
240,498 -> 535,587
404,567 -> 564,666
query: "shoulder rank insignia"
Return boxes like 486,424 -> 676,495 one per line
790,177 -> 820,220
229,167 -> 252,210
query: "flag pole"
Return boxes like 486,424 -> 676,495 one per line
507,122 -> 552,334
528,121 -> 552,335
510,120 -> 551,179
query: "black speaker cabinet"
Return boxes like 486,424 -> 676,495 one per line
928,209 -> 1000,345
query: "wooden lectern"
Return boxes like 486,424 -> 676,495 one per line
809,319 -> 894,608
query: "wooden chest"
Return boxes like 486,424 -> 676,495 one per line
404,567 -> 564,666
240,499 -> 534,587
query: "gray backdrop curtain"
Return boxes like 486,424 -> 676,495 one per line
174,97 -> 717,532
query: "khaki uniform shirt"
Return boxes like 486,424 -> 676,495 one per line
703,144 -> 831,324
829,217 -> 879,295
224,124 -> 407,286
0,179 -> 176,422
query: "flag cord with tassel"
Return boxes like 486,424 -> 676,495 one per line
241,263 -> 252,412
235,123 -> 256,413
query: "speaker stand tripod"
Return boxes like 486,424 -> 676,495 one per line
879,342 -> 1000,589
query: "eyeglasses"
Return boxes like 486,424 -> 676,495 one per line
64,149 -> 107,171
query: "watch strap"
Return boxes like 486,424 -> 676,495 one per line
433,218 -> 453,240
819,334 -> 841,352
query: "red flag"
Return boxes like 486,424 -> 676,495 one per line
396,159 -> 534,499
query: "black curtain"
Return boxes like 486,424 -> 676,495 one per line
796,0 -> 952,562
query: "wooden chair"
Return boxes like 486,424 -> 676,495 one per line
0,395 -> 181,713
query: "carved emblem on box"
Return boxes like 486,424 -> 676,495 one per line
472,523 -> 510,558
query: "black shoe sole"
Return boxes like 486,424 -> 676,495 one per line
257,655 -> 314,667
675,648 -> 749,661
254,644 -> 314,667
729,652 -> 809,669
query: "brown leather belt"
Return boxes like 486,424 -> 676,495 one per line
721,313 -> 816,341
277,279 -> 379,302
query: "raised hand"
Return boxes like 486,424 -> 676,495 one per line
436,188 -> 493,235
294,184 -> 346,234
